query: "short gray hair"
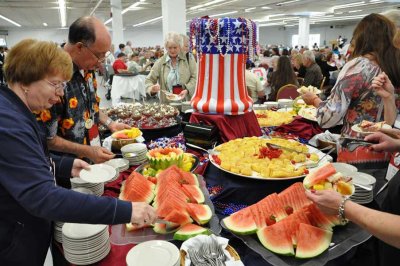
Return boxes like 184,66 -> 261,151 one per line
302,50 -> 315,63
164,32 -> 182,48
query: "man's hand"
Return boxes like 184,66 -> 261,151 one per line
85,146 -> 115,163
130,202 -> 157,227
109,122 -> 131,132
71,159 -> 90,177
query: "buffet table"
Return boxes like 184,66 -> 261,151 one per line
111,74 -> 147,106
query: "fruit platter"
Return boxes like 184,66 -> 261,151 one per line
102,103 -> 180,130
221,182 -> 370,266
110,165 -> 221,244
110,128 -> 143,150
255,110 -> 296,127
209,137 -> 329,180
134,146 -> 199,177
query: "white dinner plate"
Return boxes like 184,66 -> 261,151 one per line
351,123 -> 391,135
79,164 -> 117,183
166,94 -> 182,102
297,88 -> 322,95
276,107 -> 293,112
126,240 -> 179,266
104,158 -> 129,169
332,163 -> 358,175
352,172 -> 377,186
298,107 -> 317,122
62,223 -> 108,240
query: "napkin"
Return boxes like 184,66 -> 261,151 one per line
309,130 -> 340,147
180,235 -> 244,266
274,117 -> 323,141
102,136 -> 113,151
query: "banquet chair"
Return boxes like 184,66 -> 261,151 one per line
276,84 -> 299,100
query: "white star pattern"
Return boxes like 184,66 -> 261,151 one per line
226,45 -> 233,53
219,20 -> 224,28
234,44 -> 242,52
231,36 -> 239,44
219,36 -> 229,44
235,28 -> 243,35
206,44 -> 212,52
205,20 -> 212,29
233,19 -> 242,29
201,36 -> 208,45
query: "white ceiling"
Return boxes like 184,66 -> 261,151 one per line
0,0 -> 399,30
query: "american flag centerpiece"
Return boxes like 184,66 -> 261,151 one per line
190,17 -> 257,115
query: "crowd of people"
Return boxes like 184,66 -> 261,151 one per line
2,9 -> 400,266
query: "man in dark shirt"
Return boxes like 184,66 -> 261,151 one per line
302,50 -> 323,88
38,16 -> 130,163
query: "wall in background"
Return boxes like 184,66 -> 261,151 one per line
5,23 -> 356,49
258,23 -> 356,48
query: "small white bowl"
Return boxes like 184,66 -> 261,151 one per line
121,143 -> 148,154
263,101 -> 279,109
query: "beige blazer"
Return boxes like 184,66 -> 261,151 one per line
145,52 -> 197,103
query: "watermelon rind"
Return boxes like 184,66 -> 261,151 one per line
257,225 -> 295,256
222,212 -> 257,235
187,203 -> 212,225
295,223 -> 333,259
153,222 -> 180,234
173,224 -> 211,241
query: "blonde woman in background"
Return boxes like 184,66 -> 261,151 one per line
145,32 -> 197,103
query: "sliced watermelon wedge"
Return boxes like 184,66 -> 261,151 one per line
164,209 -> 193,226
173,224 -> 211,241
186,203 -> 212,225
120,172 -> 155,204
153,222 -> 180,234
182,184 -> 205,204
223,207 -> 257,235
257,222 -> 295,256
303,163 -> 337,188
295,223 -> 332,259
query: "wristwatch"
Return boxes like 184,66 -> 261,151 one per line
105,117 -> 113,127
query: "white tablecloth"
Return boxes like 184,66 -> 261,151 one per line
111,74 -> 147,106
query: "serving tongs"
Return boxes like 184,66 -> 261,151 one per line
339,137 -> 376,152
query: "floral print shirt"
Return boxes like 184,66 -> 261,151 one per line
37,64 -> 100,145
317,57 -> 399,136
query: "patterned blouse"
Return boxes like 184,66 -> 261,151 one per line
37,65 -> 100,145
317,57 -> 399,136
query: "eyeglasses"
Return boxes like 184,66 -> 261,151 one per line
82,43 -> 106,63
45,79 -> 67,94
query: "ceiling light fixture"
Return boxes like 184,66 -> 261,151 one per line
333,1 -> 365,9
269,13 -> 285,18
189,0 -> 225,10
43,22 -> 48,26
348,10 -> 362,13
133,16 -> 163,27
276,0 -> 300,6
104,1 -> 146,25
245,7 -> 256,12
259,22 -> 286,27
58,0 -> 67,27
0,14 -> 21,27
209,11 -> 238,17
261,6 -> 272,9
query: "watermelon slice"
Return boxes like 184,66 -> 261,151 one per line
222,207 -> 257,235
295,223 -> 332,259
304,203 -> 335,231
257,222 -> 295,256
173,224 -> 211,241
153,222 -> 180,234
303,163 -> 337,188
182,184 -> 205,203
120,172 -> 155,204
164,209 -> 192,226
186,203 -> 212,225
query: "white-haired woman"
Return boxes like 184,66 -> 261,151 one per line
145,32 -> 197,103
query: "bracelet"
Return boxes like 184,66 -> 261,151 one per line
338,196 -> 350,225
105,117 -> 113,127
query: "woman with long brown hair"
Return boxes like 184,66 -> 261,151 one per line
302,13 -> 400,136
268,55 -> 299,100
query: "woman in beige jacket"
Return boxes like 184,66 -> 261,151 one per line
145,32 -> 197,103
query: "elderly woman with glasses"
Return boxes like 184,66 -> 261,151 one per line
145,32 -> 197,103
0,39 -> 156,265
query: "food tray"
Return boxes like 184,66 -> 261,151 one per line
221,220 -> 370,266
110,175 -> 221,245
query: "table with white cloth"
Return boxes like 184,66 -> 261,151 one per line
111,74 -> 147,106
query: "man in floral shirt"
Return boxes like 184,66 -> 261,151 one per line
38,16 -> 129,163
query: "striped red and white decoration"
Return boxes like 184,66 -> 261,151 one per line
190,17 -> 256,115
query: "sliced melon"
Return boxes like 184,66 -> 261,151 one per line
303,163 -> 337,189
222,207 -> 257,235
153,222 -> 180,234
257,222 -> 295,256
164,209 -> 192,226
182,184 -> 205,203
147,147 -> 184,170
125,223 -> 151,232
119,172 -> 155,204
295,223 -> 332,259
173,224 -> 211,241
186,203 -> 212,225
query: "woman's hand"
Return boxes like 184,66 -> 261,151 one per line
150,84 -> 160,94
109,122 -> 131,132
130,202 -> 157,227
365,130 -> 400,152
179,89 -> 188,99
305,189 -> 343,216
372,72 -> 395,99
71,159 -> 90,177
302,92 -> 319,106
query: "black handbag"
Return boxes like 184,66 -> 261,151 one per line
183,122 -> 219,149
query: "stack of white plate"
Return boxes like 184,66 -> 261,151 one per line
54,221 -> 64,243
104,158 -> 129,183
79,164 -> 117,183
71,177 -> 104,196
121,143 -> 148,166
62,223 -> 110,265
350,172 -> 376,204
126,240 -> 180,266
